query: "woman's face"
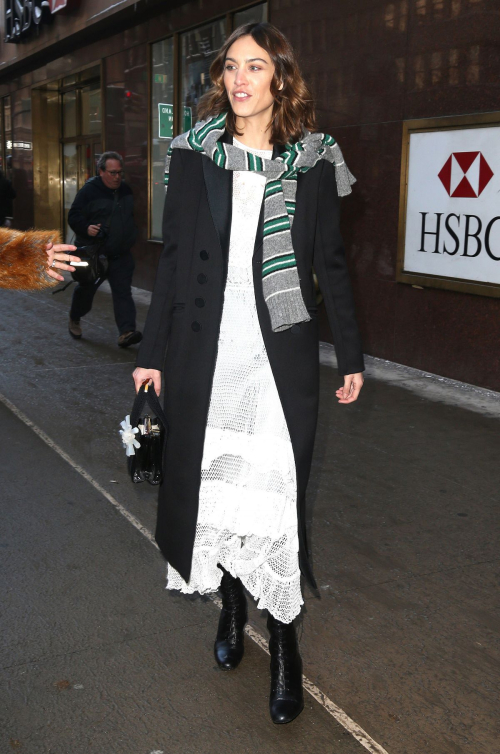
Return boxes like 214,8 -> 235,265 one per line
223,35 -> 277,121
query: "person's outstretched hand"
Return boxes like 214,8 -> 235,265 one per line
133,367 -> 162,396
46,242 -> 80,282
335,373 -> 364,404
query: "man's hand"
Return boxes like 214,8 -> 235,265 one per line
88,224 -> 102,237
335,373 -> 364,404
133,367 -> 162,396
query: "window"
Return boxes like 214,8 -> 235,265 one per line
0,98 -> 13,182
180,19 -> 226,133
150,3 -> 267,240
151,37 -> 174,240
234,4 -> 267,27
62,91 -> 77,138
81,85 -> 102,135
60,67 -> 102,241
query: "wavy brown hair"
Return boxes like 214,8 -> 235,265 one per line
197,22 -> 316,145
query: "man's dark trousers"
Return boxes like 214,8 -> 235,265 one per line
70,252 -> 136,335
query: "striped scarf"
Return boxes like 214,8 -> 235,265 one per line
165,112 -> 355,332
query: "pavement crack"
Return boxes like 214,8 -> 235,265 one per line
322,557 -> 500,596
1,618 -> 217,673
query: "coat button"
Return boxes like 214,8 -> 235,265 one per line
191,321 -> 201,332
195,298 -> 205,308
200,250 -> 209,261
291,324 -> 301,334
197,273 -> 208,284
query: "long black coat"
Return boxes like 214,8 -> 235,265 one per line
136,131 -> 364,589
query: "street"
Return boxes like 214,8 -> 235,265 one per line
1,283 -> 499,754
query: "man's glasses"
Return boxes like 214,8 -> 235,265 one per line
106,170 -> 124,177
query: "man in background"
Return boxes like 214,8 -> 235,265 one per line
68,151 -> 141,348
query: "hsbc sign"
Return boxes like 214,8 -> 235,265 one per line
398,118 -> 500,295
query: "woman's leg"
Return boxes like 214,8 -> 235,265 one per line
214,566 -> 248,670
267,612 -> 304,724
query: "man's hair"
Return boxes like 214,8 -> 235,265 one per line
97,151 -> 124,172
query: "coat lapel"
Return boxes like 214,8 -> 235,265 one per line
201,134 -> 287,260
201,132 -> 233,263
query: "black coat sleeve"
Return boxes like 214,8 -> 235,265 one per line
136,149 -> 183,371
313,161 -> 365,377
68,184 -> 93,238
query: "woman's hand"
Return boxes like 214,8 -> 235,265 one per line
46,242 -> 80,282
336,373 -> 364,404
133,367 -> 162,396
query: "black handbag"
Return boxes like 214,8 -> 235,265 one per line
52,242 -> 108,295
71,243 -> 108,285
122,382 -> 168,485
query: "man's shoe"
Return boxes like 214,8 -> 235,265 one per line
68,318 -> 82,339
118,331 -> 142,348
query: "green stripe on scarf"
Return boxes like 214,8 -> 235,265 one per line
214,143 -> 227,168
163,112 -> 355,332
195,111 -> 226,143
263,217 -> 290,237
262,253 -> 297,276
246,152 -> 263,172
265,180 -> 282,198
187,130 -> 204,152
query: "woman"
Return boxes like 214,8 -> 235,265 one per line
0,226 -> 79,289
133,22 -> 364,724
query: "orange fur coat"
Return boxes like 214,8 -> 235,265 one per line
0,227 -> 61,290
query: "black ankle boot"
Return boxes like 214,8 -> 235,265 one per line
214,568 -> 247,670
267,613 -> 304,724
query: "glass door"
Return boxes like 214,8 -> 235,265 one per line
63,143 -> 78,242
61,67 -> 102,241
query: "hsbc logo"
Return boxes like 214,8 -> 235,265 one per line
401,123 -> 500,289
416,148 -> 499,260
438,151 -> 493,198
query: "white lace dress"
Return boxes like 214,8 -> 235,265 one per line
166,139 -> 303,624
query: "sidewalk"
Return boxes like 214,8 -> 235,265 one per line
0,281 -> 498,754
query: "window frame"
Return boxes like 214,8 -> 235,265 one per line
29,60 -> 105,234
148,1 -> 268,242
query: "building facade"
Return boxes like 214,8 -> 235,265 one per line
1,0 -> 499,390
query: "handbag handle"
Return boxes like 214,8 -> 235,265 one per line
130,381 -> 168,430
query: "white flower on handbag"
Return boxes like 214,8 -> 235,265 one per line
119,415 -> 141,456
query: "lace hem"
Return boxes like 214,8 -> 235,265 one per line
166,525 -> 303,624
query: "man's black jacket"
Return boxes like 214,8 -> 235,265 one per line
68,176 -> 137,257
